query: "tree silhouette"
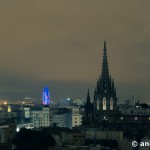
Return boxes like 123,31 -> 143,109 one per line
13,128 -> 56,150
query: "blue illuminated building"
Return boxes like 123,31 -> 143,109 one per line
42,87 -> 50,105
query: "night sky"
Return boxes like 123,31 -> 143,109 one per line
0,1 -> 150,103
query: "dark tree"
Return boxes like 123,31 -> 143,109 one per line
13,128 -> 56,150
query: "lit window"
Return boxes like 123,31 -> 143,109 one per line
97,100 -> 99,110
120,117 -> 124,120
110,97 -> 113,110
103,97 -> 106,110
135,117 -> 138,120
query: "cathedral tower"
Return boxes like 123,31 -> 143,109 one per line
94,41 -> 117,114
83,42 -> 118,126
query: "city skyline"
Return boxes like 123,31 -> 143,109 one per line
0,1 -> 150,102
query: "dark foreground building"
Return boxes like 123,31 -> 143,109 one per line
82,42 -> 150,141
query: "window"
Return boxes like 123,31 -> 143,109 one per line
120,117 -> 124,120
135,117 -> 138,120
110,97 -> 113,110
103,97 -> 106,110
97,100 -> 99,110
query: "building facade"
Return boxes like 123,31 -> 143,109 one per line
72,107 -> 82,127
24,106 -> 50,128
0,112 -> 17,120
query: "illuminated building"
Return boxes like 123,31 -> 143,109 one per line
7,105 -> 11,112
24,106 -> 50,128
72,107 -> 82,127
42,87 -> 50,105
17,97 -> 41,106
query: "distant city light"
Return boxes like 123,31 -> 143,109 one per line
67,98 -> 71,101
4,101 -> 7,105
16,127 -> 20,132
8,105 -> 11,112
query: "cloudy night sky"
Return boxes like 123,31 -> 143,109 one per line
0,0 -> 150,103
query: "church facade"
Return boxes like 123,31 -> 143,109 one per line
93,41 -> 117,113
82,41 -> 119,126
82,42 -> 150,140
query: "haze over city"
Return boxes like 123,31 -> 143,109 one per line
0,0 -> 150,102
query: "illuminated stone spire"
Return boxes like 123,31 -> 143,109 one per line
101,41 -> 109,80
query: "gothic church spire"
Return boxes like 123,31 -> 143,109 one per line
101,41 -> 109,79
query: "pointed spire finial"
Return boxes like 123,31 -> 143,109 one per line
104,41 -> 106,50
101,41 -> 109,78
